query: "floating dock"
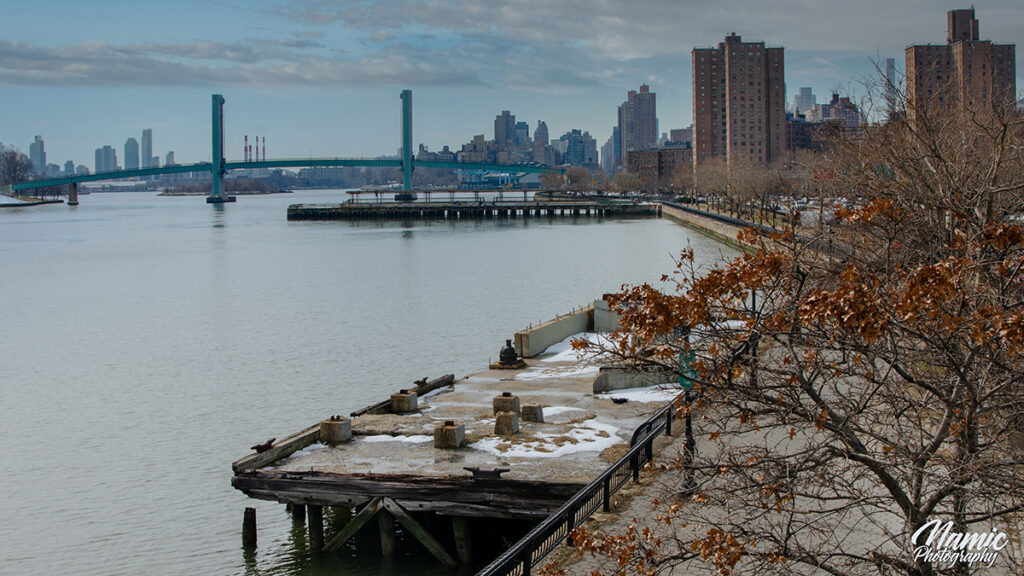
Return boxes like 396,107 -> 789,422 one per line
230,300 -> 682,571
286,200 -> 660,221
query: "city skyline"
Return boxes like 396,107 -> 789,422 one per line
3,0 -> 1023,170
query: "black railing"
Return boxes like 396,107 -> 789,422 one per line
475,399 -> 680,576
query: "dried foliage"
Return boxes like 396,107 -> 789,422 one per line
574,98 -> 1024,575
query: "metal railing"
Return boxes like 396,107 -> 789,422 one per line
475,398 -> 680,576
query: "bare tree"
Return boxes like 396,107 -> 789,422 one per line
565,165 -> 592,190
567,89 -> 1024,576
0,149 -> 33,186
540,169 -> 564,189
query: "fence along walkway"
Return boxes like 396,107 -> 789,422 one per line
475,400 -> 680,576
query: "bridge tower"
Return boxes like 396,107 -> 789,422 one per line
208,94 -> 236,204
401,90 -> 412,191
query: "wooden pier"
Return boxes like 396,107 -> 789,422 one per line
287,200 -> 660,221
230,301 -> 682,570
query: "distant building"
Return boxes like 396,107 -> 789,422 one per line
618,84 -> 658,155
532,121 -> 552,165
669,126 -> 693,145
75,165 -> 90,176
458,135 -> 490,164
95,145 -> 118,173
141,129 -> 153,169
151,156 -> 160,168
64,160 -> 75,175
125,137 -> 140,170
905,8 -> 1016,120
601,134 -> 616,174
626,144 -> 694,191
693,33 -> 786,167
793,87 -> 816,114
514,121 -> 530,147
165,151 -> 175,166
805,93 -> 862,128
494,111 -> 515,149
29,135 -> 45,173
885,58 -> 898,117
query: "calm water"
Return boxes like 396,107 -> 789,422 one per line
0,190 -> 734,576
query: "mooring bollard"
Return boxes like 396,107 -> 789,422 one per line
494,411 -> 520,436
390,389 -> 418,413
493,392 -> 521,415
434,420 -> 465,449
521,403 -> 544,423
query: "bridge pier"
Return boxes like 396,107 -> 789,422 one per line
68,182 -> 79,206
207,94 -> 236,204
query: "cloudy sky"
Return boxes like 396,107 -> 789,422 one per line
2,0 -> 1021,169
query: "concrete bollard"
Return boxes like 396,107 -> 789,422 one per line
494,411 -> 520,436
434,420 -> 466,449
521,403 -> 544,423
319,418 -> 352,444
492,392 -> 520,415
391,389 -> 418,413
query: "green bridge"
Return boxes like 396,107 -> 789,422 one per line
11,91 -> 562,204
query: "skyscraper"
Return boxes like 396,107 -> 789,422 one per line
618,84 -> 658,155
494,111 -> 515,149
905,8 -> 1015,120
125,137 -> 140,170
793,87 -> 816,113
885,58 -> 897,117
141,129 -> 153,169
95,146 -> 118,173
29,135 -> 46,173
692,32 -> 786,167
532,120 -> 550,164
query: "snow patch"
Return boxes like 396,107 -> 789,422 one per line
289,442 -> 327,458
540,332 -> 612,362
470,418 -> 620,458
597,383 -> 682,404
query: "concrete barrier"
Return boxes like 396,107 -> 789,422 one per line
592,366 -> 677,394
514,306 -> 592,358
661,203 -> 752,251
593,298 -> 620,332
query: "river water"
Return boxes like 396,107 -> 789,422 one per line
0,190 -> 735,576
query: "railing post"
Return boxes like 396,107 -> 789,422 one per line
631,451 -> 639,482
521,545 -> 532,576
665,406 -> 672,436
566,511 -> 576,547
603,477 -> 611,512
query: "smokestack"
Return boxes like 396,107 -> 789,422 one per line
262,137 -> 265,162
244,135 -> 248,162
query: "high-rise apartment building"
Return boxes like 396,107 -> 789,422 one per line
29,135 -> 46,173
141,129 -> 153,169
692,33 -> 786,167
125,137 -> 140,170
905,8 -> 1015,119
618,84 -> 658,155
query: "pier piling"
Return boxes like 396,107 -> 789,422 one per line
308,505 -> 324,551
377,510 -> 396,558
242,507 -> 257,550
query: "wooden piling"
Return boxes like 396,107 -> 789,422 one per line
242,507 -> 257,550
308,505 -> 324,551
377,509 -> 396,558
452,516 -> 473,564
292,503 -> 306,524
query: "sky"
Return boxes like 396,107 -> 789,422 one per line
2,0 -> 1022,170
